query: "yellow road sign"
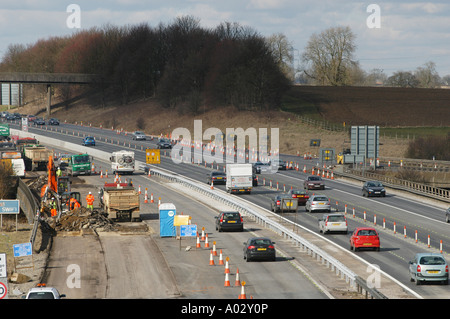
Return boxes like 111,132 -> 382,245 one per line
146,149 -> 160,164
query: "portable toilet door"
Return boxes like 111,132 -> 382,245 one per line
159,203 -> 176,237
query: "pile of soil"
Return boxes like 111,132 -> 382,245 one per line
46,207 -> 117,232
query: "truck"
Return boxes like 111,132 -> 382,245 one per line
98,182 -> 141,222
226,163 -> 253,194
110,150 -> 135,175
66,153 -> 93,177
0,151 -> 25,177
23,145 -> 53,171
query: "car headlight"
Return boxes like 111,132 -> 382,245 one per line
381,188 -> 385,192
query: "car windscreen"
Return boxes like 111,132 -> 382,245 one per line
328,215 -> 346,222
27,292 -> 56,299
313,197 -> 328,201
357,229 -> 377,236
74,155 -> 89,163
419,256 -> 446,265
250,239 -> 272,245
223,213 -> 240,220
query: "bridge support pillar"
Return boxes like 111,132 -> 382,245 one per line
46,84 -> 51,118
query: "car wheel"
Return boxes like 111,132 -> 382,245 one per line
246,252 -> 251,262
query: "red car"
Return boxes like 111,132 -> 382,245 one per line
287,189 -> 309,205
349,227 -> 380,251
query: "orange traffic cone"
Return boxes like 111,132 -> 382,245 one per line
224,257 -> 230,274
144,188 -> 148,203
196,234 -> 201,248
224,272 -> 231,287
201,228 -> 205,241
218,249 -> 224,265
235,268 -> 241,286
209,250 -> 215,266
211,180 -> 214,190
212,241 -> 217,256
204,233 -> 210,248
238,282 -> 247,299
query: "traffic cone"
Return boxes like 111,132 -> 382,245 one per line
224,257 -> 230,274
138,185 -> 141,194
210,180 -> 214,190
100,170 -> 103,178
144,188 -> 148,203
218,249 -> 224,265
212,241 -> 217,256
235,268 -> 241,286
105,170 -> 108,178
209,250 -> 215,266
196,234 -> 201,248
238,282 -> 247,299
201,228 -> 205,241
150,193 -> 154,203
204,233 -> 210,248
224,272 -> 231,287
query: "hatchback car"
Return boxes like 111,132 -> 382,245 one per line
48,118 -> 60,125
23,284 -> 66,299
349,227 -> 380,251
34,117 -> 45,125
287,189 -> 309,205
318,213 -> 348,234
409,253 -> 448,285
207,171 -> 227,185
157,138 -> 172,149
271,194 -> 297,213
304,176 -> 325,190
132,131 -> 146,140
215,211 -> 244,232
82,136 -> 95,146
271,159 -> 286,170
305,194 -> 331,213
243,237 -> 276,262
362,181 -> 386,197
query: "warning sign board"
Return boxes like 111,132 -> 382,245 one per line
146,149 -> 160,164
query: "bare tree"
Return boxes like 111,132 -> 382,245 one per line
301,26 -> 357,86
266,33 -> 294,81
386,71 -> 419,88
414,61 -> 441,88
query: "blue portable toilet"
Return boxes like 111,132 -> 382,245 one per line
159,203 -> 176,237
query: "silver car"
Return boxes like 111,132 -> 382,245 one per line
305,194 -> 331,213
409,253 -> 448,285
132,131 -> 146,140
318,213 -> 348,234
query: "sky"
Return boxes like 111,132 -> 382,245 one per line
0,0 -> 449,77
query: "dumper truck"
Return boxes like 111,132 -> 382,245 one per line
23,145 -> 53,171
98,182 -> 140,222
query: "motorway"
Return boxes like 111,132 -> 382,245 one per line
8,119 -> 450,299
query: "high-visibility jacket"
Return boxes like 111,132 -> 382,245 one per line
69,198 -> 80,210
86,194 -> 94,206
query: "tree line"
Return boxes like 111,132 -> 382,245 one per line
0,16 -> 290,113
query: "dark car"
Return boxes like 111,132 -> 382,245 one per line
304,175 -> 325,190
287,189 -> 309,205
270,194 -> 297,213
34,117 -> 45,125
5,113 -> 16,121
445,207 -> 450,223
207,171 -> 227,185
362,181 -> 386,197
82,136 -> 95,146
243,237 -> 276,262
215,211 -> 244,232
157,138 -> 172,149
48,118 -> 60,125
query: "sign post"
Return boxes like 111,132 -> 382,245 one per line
0,253 -> 8,299
0,200 -> 20,231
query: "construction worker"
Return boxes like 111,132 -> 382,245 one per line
49,197 -> 57,217
86,192 -> 94,210
69,197 -> 81,210
56,166 -> 62,178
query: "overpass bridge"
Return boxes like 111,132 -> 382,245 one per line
0,72 -> 99,117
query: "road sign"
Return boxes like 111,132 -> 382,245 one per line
180,224 -> 197,237
0,253 -> 6,278
0,200 -> 20,214
13,243 -> 33,258
0,280 -> 7,299
146,149 -> 160,164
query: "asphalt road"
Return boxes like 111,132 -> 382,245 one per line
8,119 -> 450,298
